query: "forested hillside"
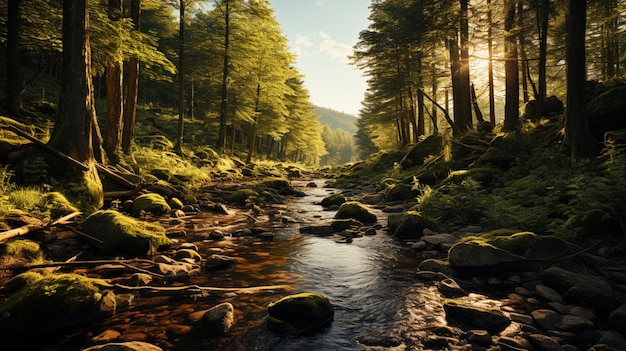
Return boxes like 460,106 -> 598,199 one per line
313,106 -> 358,165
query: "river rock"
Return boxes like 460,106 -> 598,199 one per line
437,278 -> 467,298
267,292 -> 334,334
82,341 -> 163,351
443,300 -> 511,333
541,267 -> 619,312
528,334 -> 566,351
334,201 -> 377,224
202,302 -> 235,334
496,335 -> 534,350
597,330 -> 626,350
153,261 -> 195,280
560,314 -> 593,331
320,193 -> 346,208
388,211 -> 439,239
531,309 -> 562,330
418,258 -> 458,277
608,303 -> 626,334
422,233 -> 458,249
448,241 -> 525,273
205,254 -> 238,270
536,284 -> 564,303
173,249 -> 202,263
131,193 -> 172,217
385,183 -> 418,202
466,330 -> 492,346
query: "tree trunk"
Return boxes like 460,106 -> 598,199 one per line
174,0 -> 185,155
487,0 -> 496,124
122,0 -> 141,155
48,0 -> 103,210
459,0 -> 472,128
218,0 -> 231,151
246,83 -> 261,164
449,36 -> 464,134
565,0 -> 596,158
503,0 -> 520,131
537,0 -> 549,116
5,0 -> 23,116
103,0 -> 123,164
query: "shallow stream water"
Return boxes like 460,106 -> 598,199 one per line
42,179 -> 509,351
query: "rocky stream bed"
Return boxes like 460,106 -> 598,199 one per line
1,174 -> 626,351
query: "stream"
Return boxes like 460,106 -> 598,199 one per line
42,179 -> 508,351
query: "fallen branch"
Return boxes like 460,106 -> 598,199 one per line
0,258 -> 157,270
113,283 -> 292,297
0,211 -> 82,244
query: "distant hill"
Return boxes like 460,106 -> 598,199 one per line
313,106 -> 359,135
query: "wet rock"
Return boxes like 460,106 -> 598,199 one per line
267,292 -> 334,334
204,254 -> 238,270
363,227 -> 377,236
508,312 -> 535,326
532,308 -> 562,330
359,193 -> 385,205
334,201 -> 377,224
153,262 -> 195,280
299,225 -> 333,236
331,218 -> 363,231
385,183 -> 418,202
466,330 -> 492,346
422,233 -> 458,250
230,189 -> 259,206
437,278 -> 467,298
202,302 -> 235,334
173,249 -> 202,263
82,341 -> 163,351
496,335 -> 533,350
169,197 -> 184,210
443,300 -> 511,333
91,329 -> 122,343
536,284 -> 564,303
608,303 -> 626,334
559,314 -> 593,331
528,333 -> 566,351
541,267 -> 619,312
548,302 -> 570,315
320,193 -> 346,208
209,230 -> 225,241
597,330 -> 626,350
587,345 -> 620,351
387,211 -> 439,239
418,258 -> 458,277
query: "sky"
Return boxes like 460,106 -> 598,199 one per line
270,0 -> 371,116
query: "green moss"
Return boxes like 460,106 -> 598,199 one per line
267,292 -> 334,332
388,211 -> 440,239
169,197 -> 184,210
320,193 -> 346,208
3,271 -> 44,294
0,273 -> 105,326
82,210 -> 171,256
230,189 -> 259,206
334,201 -> 377,224
40,192 -> 80,219
376,178 -> 399,192
259,177 -> 290,190
131,193 -> 171,217
385,183 -> 417,202
2,239 -> 42,260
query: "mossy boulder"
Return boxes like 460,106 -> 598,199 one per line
334,201 -> 377,224
385,183 -> 419,202
267,292 -> 334,334
169,197 -> 184,210
40,192 -> 80,219
388,211 -> 440,239
400,134 -> 444,169
0,273 -> 114,340
448,232 -> 570,273
586,85 -> 626,141
81,210 -> 172,256
321,193 -> 346,208
230,189 -> 259,206
259,177 -> 290,190
541,266 -> 619,312
131,193 -> 171,217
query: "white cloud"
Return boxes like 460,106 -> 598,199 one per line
315,1 -> 326,6
318,31 -> 352,62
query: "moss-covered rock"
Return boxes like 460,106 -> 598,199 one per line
320,193 -> 346,208
400,134 -> 444,169
1,239 -> 42,261
387,211 -> 439,239
40,191 -> 80,219
230,189 -> 259,206
0,273 -> 113,340
259,177 -> 290,190
169,197 -> 184,210
81,210 -> 171,256
131,193 -> 171,217
385,183 -> 418,202
541,266 -> 619,312
267,292 -> 334,334
334,201 -> 377,224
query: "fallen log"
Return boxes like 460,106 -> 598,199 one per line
112,283 -> 293,297
0,211 -> 82,243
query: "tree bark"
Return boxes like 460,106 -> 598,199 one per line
175,0 -> 186,155
5,0 -> 23,116
565,0 -> 596,158
217,0 -> 231,151
487,0 -> 496,124
103,0 -> 123,164
47,0 -> 103,210
537,0 -> 550,116
459,0 -> 472,128
122,0 -> 141,155
503,0 -> 520,131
